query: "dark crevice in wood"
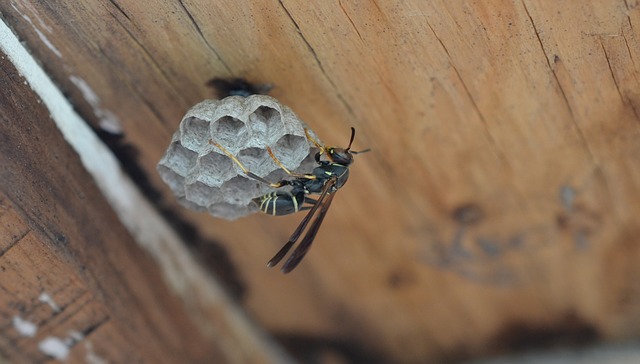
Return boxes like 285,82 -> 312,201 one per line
107,0 -> 131,21
274,332 -> 386,364
94,129 -> 247,300
489,311 -> 600,354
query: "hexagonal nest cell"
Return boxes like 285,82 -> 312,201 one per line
157,95 -> 322,220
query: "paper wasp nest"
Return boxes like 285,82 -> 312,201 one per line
157,95 -> 320,220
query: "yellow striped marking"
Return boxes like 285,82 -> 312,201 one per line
292,192 -> 299,212
260,196 -> 268,212
271,195 -> 278,216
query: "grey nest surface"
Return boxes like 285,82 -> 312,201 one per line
157,95 -> 321,220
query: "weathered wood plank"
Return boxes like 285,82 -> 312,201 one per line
0,52 -> 223,363
2,0 -> 640,362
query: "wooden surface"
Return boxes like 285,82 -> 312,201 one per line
0,53 -> 228,362
2,0 -> 640,362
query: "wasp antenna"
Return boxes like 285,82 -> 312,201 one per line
346,127 -> 356,151
351,148 -> 371,154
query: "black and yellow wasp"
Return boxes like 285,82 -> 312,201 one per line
211,128 -> 368,273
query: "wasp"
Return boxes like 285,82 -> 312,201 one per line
211,127 -> 368,273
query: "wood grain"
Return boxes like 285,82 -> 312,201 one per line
2,0 -> 640,362
0,52 -> 224,363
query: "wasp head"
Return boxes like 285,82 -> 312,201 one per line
324,127 -> 369,166
327,146 -> 354,165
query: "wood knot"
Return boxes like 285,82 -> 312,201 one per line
452,203 -> 484,225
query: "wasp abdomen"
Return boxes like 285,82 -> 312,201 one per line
254,191 -> 305,216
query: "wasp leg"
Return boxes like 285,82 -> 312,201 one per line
266,147 -> 316,180
304,196 -> 318,204
304,128 -> 325,151
209,140 -> 287,188
304,128 -> 334,162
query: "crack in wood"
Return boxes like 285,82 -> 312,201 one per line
177,0 -> 233,75
106,0 -> 131,21
600,40 -> 626,104
424,19 -> 509,166
621,34 -> 640,122
105,10 -> 190,114
0,230 -> 30,258
81,314 -> 111,338
338,0 -> 363,42
370,0 -> 383,15
43,294 -> 93,327
600,37 -> 640,124
137,90 -> 171,126
520,1 -> 607,191
519,2 -> 586,132
520,0 -> 573,115
622,33 -> 637,70
277,0 -> 355,117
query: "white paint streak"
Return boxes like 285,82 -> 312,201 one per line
9,1 -> 122,135
69,75 -> 124,134
96,110 -> 124,134
11,2 -> 62,58
85,341 -> 108,364
38,337 -> 70,360
67,330 -> 84,344
33,27 -> 62,58
69,75 -> 100,105
0,19 -> 295,364
37,331 -> 84,360
12,316 -> 38,337
14,0 -> 53,32
39,292 -> 61,312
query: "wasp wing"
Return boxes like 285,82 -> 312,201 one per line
266,240 -> 296,268
280,182 -> 336,273
267,177 -> 334,267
